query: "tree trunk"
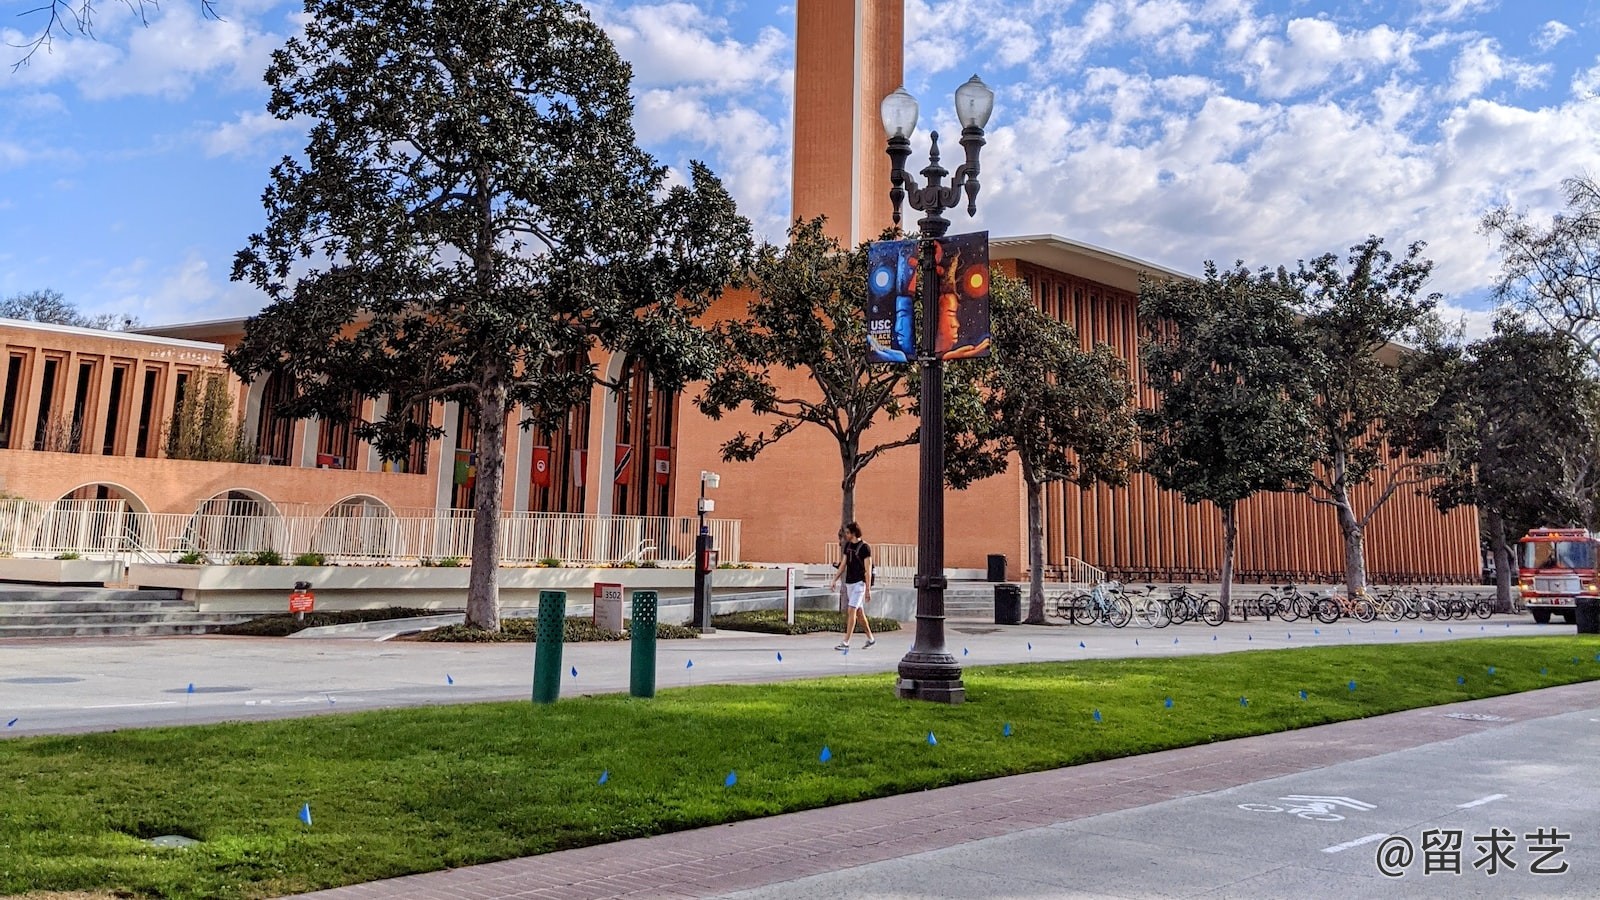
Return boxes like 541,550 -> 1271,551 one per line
1025,476 -> 1046,624
1489,511 -> 1515,613
1218,502 -> 1236,616
465,373 -> 508,631
1334,490 -> 1367,595
839,449 -> 857,613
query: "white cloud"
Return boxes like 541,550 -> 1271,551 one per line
1575,57 -> 1600,99
203,111 -> 311,158
1533,20 -> 1575,52
1239,18 -> 1413,99
1446,38 -> 1551,101
1413,0 -> 1497,26
599,2 -> 788,90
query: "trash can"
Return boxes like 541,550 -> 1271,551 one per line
1576,597 -> 1600,634
995,583 -> 1021,625
986,554 -> 1007,582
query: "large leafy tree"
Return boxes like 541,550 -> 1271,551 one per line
695,217 -> 917,527
945,273 -> 1137,623
1296,236 -> 1439,594
1138,262 -> 1315,613
1482,176 -> 1600,369
227,0 -> 752,632
1398,314 -> 1600,607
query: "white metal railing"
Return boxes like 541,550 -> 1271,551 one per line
0,499 -> 741,567
823,541 -> 917,585
1060,556 -> 1105,590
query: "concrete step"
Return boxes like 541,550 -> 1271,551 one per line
0,586 -> 182,603
0,599 -> 193,615
0,621 -> 237,638
0,611 -> 243,627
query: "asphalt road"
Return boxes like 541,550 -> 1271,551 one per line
0,615 -> 1566,736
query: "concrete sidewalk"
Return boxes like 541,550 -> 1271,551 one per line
293,681 -> 1600,899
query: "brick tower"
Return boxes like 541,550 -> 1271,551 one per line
791,0 -> 904,246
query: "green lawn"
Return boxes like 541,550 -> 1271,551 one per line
3,637 -> 1599,899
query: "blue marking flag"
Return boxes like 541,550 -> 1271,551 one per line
1448,627 -> 1453,634
298,803 -> 312,827
1248,635 -> 1252,641
1314,629 -> 1320,635
187,683 -> 195,693
598,770 -> 610,785
686,659 -> 694,669
1394,629 -> 1399,635
1092,709 -> 1102,723
1212,635 -> 1217,641
1298,690 -> 1307,701
570,666 -> 577,678
963,648 -> 969,657
820,746 -> 832,763
5,718 -> 15,727
1080,641 -> 1086,648
1027,642 -> 1033,651
725,771 -> 737,787
927,731 -> 938,746
776,652 -> 783,662
1348,681 -> 1357,692
1346,629 -> 1351,635
1164,697 -> 1173,709
1458,676 -> 1466,684
1135,639 -> 1139,646
446,675 -> 453,685
1172,638 -> 1179,644
1488,666 -> 1496,675
1419,628 -> 1424,634
1240,697 -> 1249,707
1003,722 -> 1012,737
1287,633 -> 1292,640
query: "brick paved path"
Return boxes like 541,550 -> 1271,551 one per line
295,681 -> 1600,899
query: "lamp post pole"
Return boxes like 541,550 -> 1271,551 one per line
692,471 -> 719,633
881,76 -> 994,704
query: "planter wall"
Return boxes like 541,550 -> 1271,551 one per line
0,557 -> 125,586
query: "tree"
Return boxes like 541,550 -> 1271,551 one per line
166,369 -> 253,463
1397,314 -> 1600,607
1138,262 -> 1315,613
0,289 -> 138,330
945,273 -> 1137,623
1296,236 -> 1439,594
1482,176 -> 1600,370
226,0 -> 752,632
695,217 -> 916,526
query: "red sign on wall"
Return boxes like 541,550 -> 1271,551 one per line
289,590 -> 315,614
652,446 -> 671,486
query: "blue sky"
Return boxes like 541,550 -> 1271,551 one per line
1,0 -> 1597,333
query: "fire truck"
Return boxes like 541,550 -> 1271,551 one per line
1516,527 -> 1599,624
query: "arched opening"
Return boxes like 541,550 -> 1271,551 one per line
527,354 -> 590,514
26,483 -> 150,557
312,495 -> 396,561
185,490 -> 281,561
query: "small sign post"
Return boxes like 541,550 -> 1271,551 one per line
289,580 -> 315,621
593,582 -> 624,632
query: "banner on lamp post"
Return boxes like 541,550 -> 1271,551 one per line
531,446 -> 551,488
866,232 -> 991,362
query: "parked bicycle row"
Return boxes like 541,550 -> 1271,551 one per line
1048,581 -> 1506,628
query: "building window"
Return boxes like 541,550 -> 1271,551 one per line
0,354 -> 24,450
134,369 -> 160,458
102,364 -> 128,455
611,355 -> 676,518
32,356 -> 59,451
68,360 -> 95,453
254,370 -> 297,465
316,391 -> 363,470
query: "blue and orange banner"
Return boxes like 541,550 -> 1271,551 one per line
867,232 -> 991,362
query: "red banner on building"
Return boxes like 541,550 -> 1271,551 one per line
613,444 -> 633,485
652,446 -> 672,486
531,446 -> 551,487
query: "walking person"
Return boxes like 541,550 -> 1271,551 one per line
830,522 -> 876,650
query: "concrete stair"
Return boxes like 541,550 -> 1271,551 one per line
0,585 -> 248,638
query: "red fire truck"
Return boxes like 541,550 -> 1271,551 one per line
1516,527 -> 1599,624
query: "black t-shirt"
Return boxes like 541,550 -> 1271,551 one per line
843,540 -> 871,584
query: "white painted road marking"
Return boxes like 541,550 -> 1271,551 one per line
82,701 -> 180,709
1457,793 -> 1507,808
1322,833 -> 1390,854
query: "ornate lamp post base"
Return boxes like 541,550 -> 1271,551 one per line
896,651 -> 966,704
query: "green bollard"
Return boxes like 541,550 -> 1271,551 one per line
532,590 -> 566,704
630,591 -> 658,699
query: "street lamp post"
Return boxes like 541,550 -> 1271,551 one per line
692,470 -> 720,633
881,76 -> 994,705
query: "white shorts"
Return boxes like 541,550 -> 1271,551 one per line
847,582 -> 867,609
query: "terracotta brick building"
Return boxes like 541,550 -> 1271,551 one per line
0,0 -> 1480,581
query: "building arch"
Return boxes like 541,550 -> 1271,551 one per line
597,352 -> 678,518
311,494 -> 396,561
30,483 -> 150,556
184,489 -> 282,561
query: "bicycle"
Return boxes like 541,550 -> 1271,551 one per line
1160,584 -> 1225,626
1313,588 -> 1376,623
1067,581 -> 1132,628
